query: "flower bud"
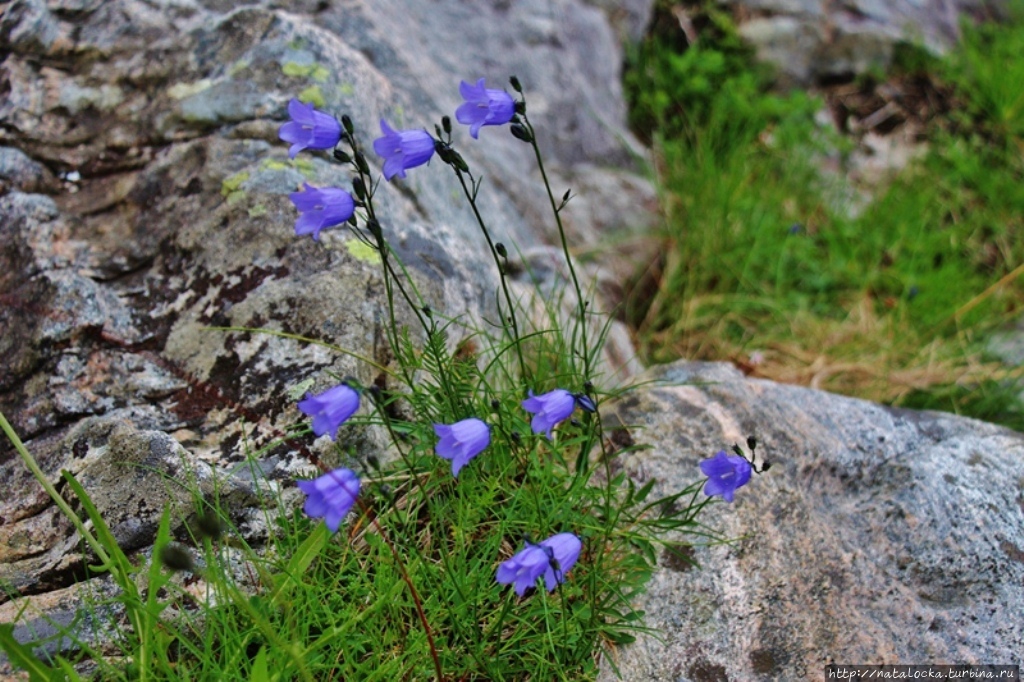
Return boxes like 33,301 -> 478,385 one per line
334,149 -> 352,164
341,114 -> 355,136
747,435 -> 758,451
509,75 -> 523,93
575,394 -> 597,413
366,218 -> 382,241
159,544 -> 196,573
196,508 -> 223,540
355,151 -> 370,175
509,122 -> 533,143
352,177 -> 366,201
442,115 -> 452,134
495,243 -> 507,258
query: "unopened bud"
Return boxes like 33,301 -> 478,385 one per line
196,508 -> 223,540
495,243 -> 507,258
366,218 -> 382,241
341,115 -> 354,136
355,151 -> 370,175
442,115 -> 452,134
159,544 -> 196,573
509,122 -> 533,143
334,149 -> 352,164
352,177 -> 366,201
575,394 -> 596,413
509,75 -> 523,93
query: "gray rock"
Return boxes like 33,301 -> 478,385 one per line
0,0 -> 653,670
720,0 -> 1009,86
598,361 -> 1024,680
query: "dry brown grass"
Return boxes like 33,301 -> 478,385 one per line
638,290 -> 1022,406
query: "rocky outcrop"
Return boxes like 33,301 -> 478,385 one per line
3,0 -> 1022,678
0,0 -> 653,670
599,361 -> 1024,680
717,0 -> 1008,86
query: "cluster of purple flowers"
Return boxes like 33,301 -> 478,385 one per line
291,380 -> 592,593
278,78 -> 516,241
281,77 -> 763,599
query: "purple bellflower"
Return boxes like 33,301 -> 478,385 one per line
289,183 -> 355,241
522,388 -> 576,439
279,98 -> 342,159
372,119 -> 435,180
455,78 -> 516,139
297,383 -> 360,440
496,532 -> 582,596
296,467 -> 360,533
433,417 -> 490,477
699,450 -> 753,502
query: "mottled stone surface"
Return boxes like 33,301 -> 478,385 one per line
718,0 -> 1007,86
598,361 -> 1024,680
0,0 -> 653,670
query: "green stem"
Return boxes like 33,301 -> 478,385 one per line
521,114 -> 592,384
453,168 -> 530,384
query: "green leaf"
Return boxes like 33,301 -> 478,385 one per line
250,645 -> 269,682
0,624 -> 60,682
270,522 -> 328,607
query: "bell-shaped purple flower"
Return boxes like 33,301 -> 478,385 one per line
455,78 -> 516,139
289,184 -> 355,241
699,450 -> 753,502
372,119 -> 435,181
433,417 -> 490,477
522,388 -> 576,439
297,383 -> 360,440
296,467 -> 360,533
496,532 -> 582,596
279,99 -> 342,159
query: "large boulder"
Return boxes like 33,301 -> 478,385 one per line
599,361 -> 1024,680
0,0 -> 653,667
717,0 -> 1008,86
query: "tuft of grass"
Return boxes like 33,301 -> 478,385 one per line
625,1 -> 1024,428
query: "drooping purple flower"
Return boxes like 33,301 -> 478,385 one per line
455,78 -> 516,139
296,467 -> 360,533
279,98 -> 343,159
522,388 -> 576,439
699,450 -> 753,502
433,417 -> 490,477
496,532 -> 582,596
297,383 -> 360,440
372,119 -> 435,181
289,183 -> 355,241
